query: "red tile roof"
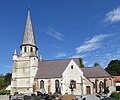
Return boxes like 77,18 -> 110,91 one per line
113,76 -> 120,82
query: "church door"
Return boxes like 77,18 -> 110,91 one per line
86,86 -> 91,94
48,86 -> 50,94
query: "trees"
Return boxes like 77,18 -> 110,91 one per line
4,73 -> 12,85
79,58 -> 84,68
105,60 -> 120,76
0,75 -> 6,90
0,73 -> 12,90
94,62 -> 100,67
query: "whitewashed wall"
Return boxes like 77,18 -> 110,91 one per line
62,59 -> 86,95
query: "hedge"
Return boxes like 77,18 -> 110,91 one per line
0,90 -> 10,95
110,92 -> 120,100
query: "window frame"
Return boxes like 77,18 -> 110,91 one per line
40,80 -> 44,89
24,47 -> 27,52
71,65 -> 73,69
70,80 -> 76,89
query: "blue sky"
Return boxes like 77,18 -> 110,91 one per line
0,0 -> 120,74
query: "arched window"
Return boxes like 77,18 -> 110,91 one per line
69,80 -> 76,94
31,47 -> 33,52
70,80 -> 76,89
71,65 -> 73,69
92,82 -> 95,89
99,81 -> 104,88
55,80 -> 60,93
99,81 -> 104,93
24,47 -> 26,52
104,79 -> 106,91
40,80 -> 44,89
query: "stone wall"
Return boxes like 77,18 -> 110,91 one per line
0,95 -> 9,100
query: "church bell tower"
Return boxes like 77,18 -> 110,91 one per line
20,10 -> 38,57
11,10 -> 38,94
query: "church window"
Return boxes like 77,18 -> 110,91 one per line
31,47 -> 33,52
99,81 -> 104,93
71,65 -> 73,69
55,80 -> 60,93
92,82 -> 95,89
24,47 -> 26,52
40,80 -> 44,89
70,80 -> 76,89
104,79 -> 106,90
99,81 -> 104,89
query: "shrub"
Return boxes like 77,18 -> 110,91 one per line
104,86 -> 109,94
110,92 -> 120,100
0,90 -> 10,95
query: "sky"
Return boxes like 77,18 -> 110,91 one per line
0,0 -> 120,74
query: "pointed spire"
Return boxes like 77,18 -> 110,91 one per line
13,49 -> 17,55
13,49 -> 18,61
21,10 -> 37,47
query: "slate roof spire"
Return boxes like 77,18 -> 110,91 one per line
21,10 -> 37,47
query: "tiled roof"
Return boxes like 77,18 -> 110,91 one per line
35,58 -> 80,79
81,67 -> 111,78
35,58 -> 111,79
113,76 -> 120,82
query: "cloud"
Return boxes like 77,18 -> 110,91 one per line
76,42 -> 99,54
76,34 -> 111,54
70,54 -> 86,58
105,7 -> 120,23
45,28 -> 64,41
55,52 -> 66,58
86,34 -> 111,43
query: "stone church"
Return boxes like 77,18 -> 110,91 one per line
11,10 -> 115,95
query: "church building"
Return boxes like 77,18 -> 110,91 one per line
11,10 -> 115,95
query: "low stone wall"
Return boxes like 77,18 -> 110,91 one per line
0,95 -> 9,100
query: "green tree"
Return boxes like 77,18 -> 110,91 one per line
79,58 -> 84,68
105,60 -> 120,76
94,62 -> 100,67
4,73 -> 12,85
0,81 -> 7,87
0,75 -> 6,90
0,73 -> 12,90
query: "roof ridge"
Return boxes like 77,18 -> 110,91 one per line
39,57 -> 79,62
81,66 -> 103,68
